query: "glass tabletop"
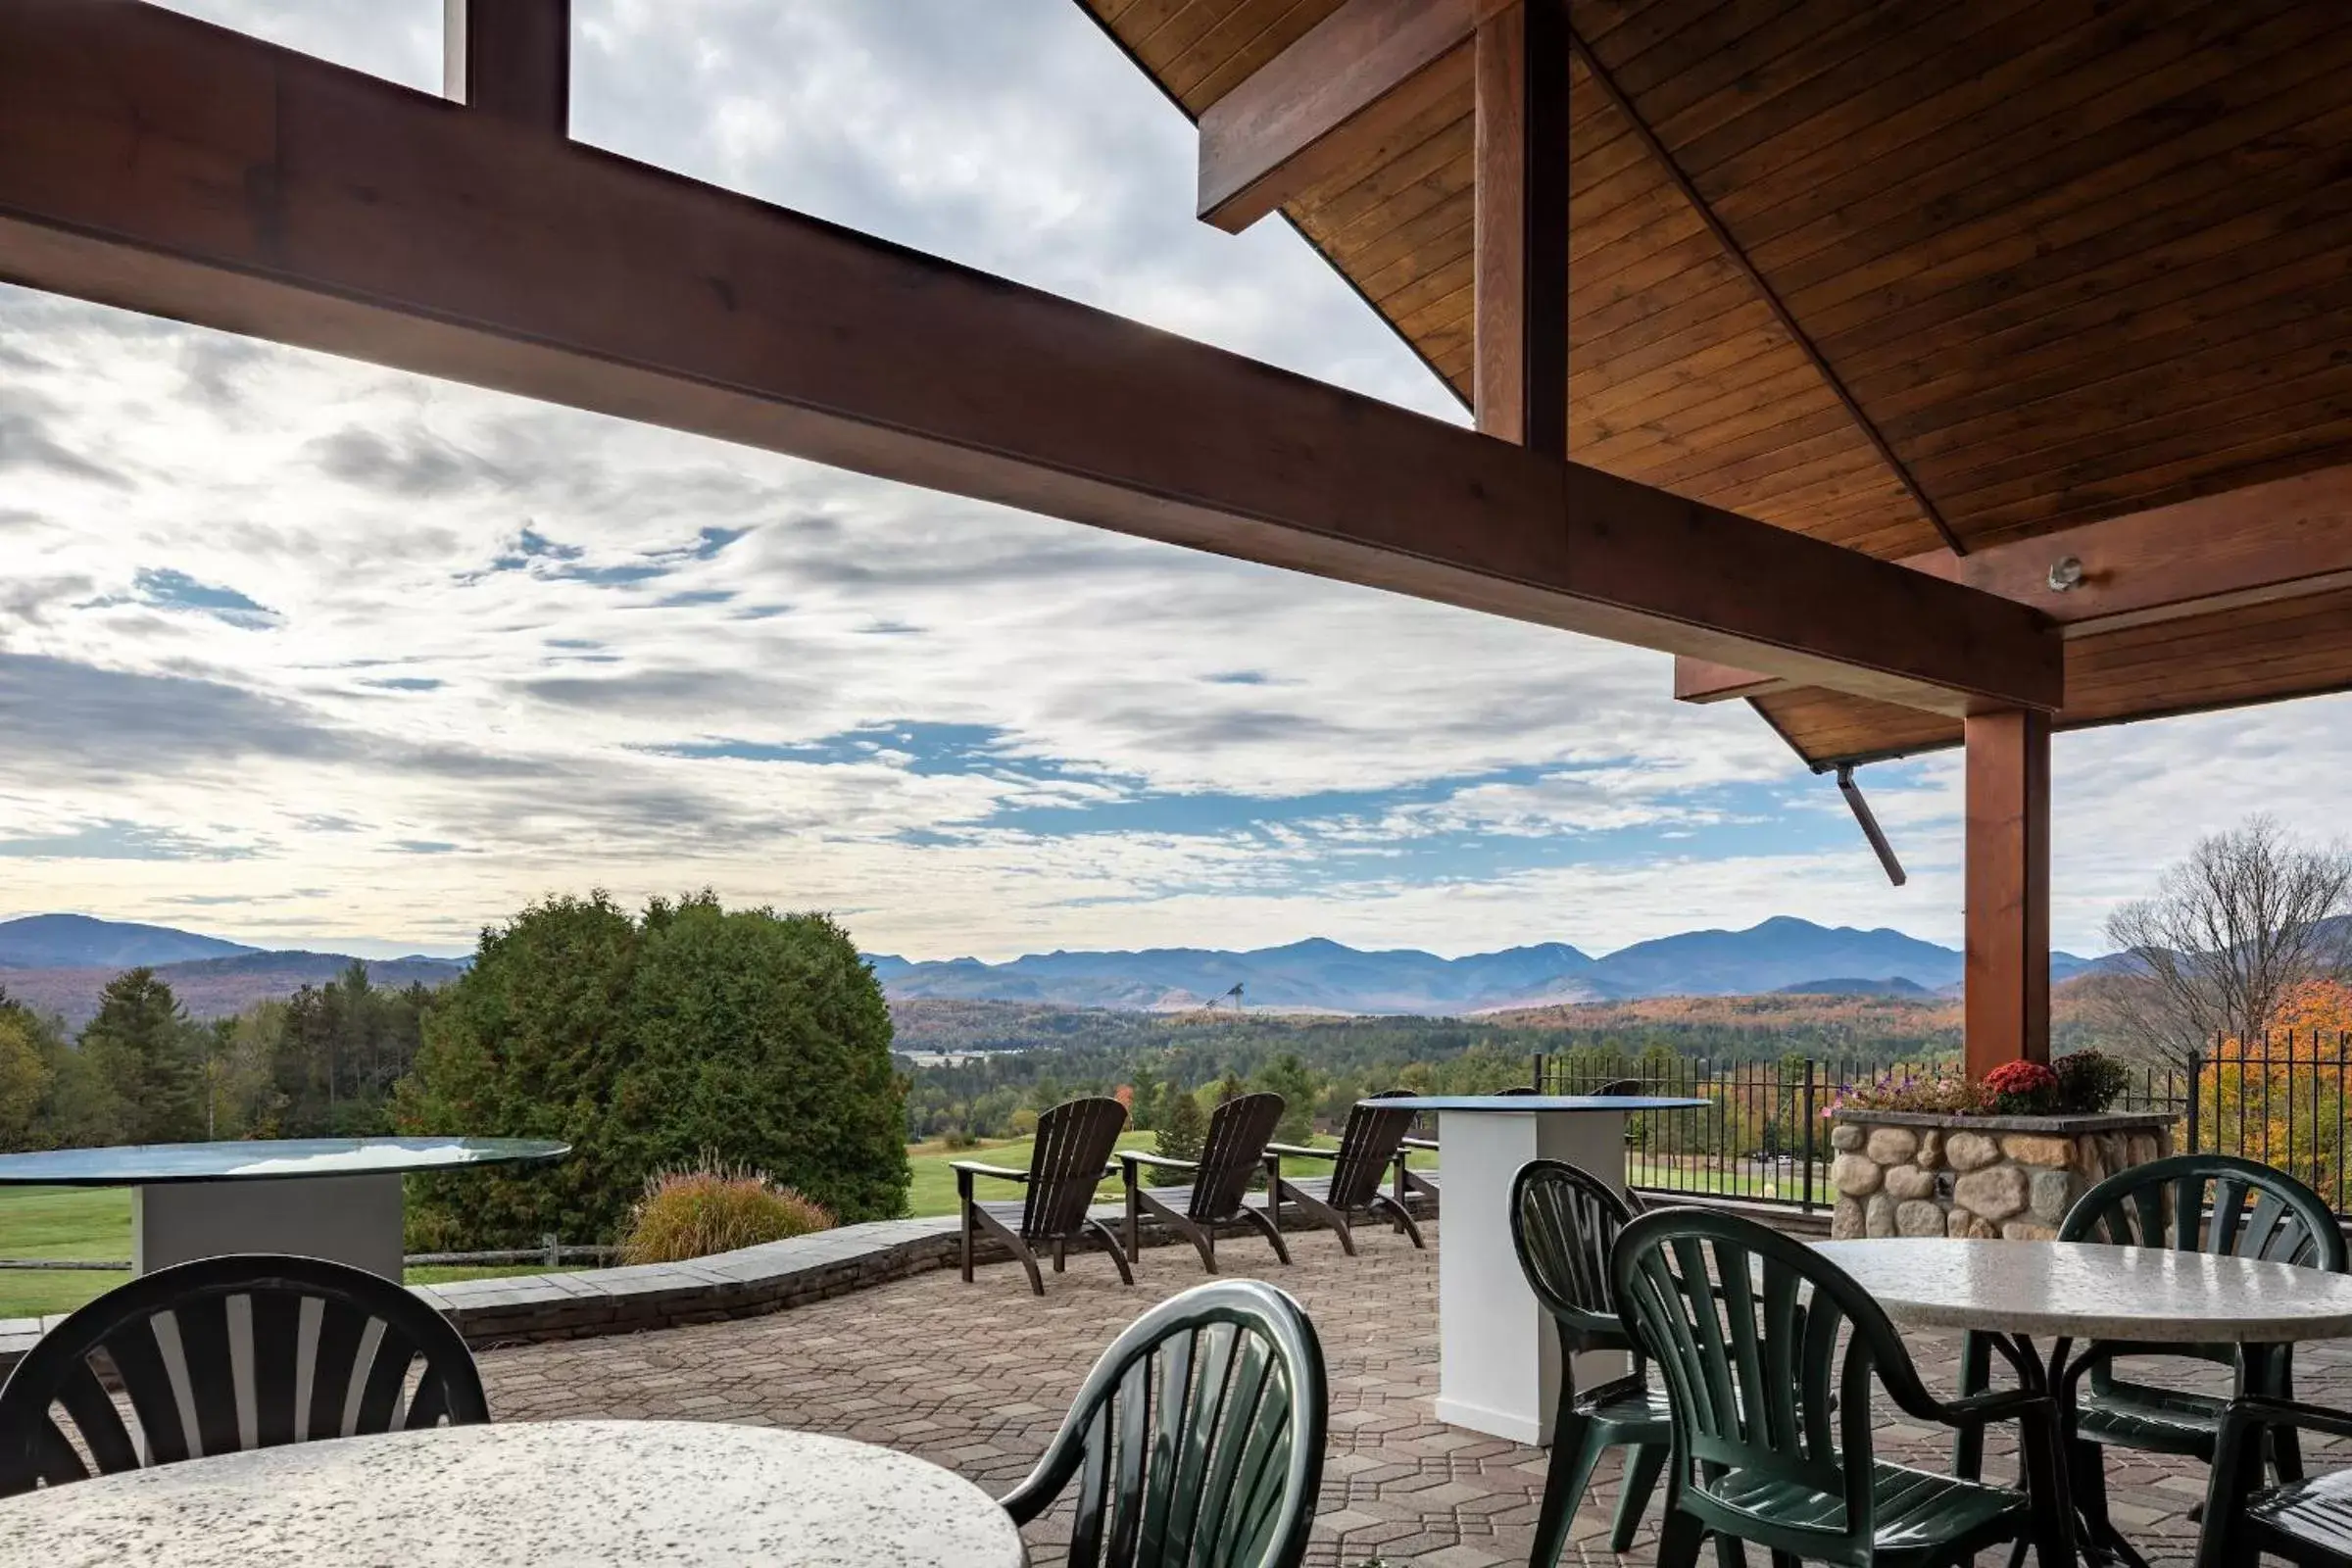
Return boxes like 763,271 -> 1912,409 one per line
0,1137 -> 568,1186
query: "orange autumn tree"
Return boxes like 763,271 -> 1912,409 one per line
2205,977 -> 2352,1206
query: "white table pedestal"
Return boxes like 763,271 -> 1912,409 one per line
1432,1108 -> 1630,1444
133,1173 -> 407,1280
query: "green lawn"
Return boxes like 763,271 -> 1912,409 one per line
0,1186 -> 560,1319
0,1130 -> 1442,1317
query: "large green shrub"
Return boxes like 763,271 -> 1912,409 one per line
396,892 -> 908,1248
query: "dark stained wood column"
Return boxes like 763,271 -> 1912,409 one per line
444,0 -> 570,134
1964,708 -> 2052,1078
1472,0 -> 1567,454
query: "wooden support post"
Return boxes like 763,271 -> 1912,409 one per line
444,0 -> 570,134
1472,0 -> 1567,454
1964,709 -> 2051,1078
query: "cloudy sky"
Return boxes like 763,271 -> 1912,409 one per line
4,0 -> 2349,963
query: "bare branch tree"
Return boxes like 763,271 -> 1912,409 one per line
2096,814 -> 2352,1067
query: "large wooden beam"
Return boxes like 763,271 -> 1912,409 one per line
0,1 -> 2061,715
443,0 -> 569,134
1676,464 -> 2352,704
1964,709 -> 2051,1078
1198,0 -> 1503,234
1471,0 -> 1567,455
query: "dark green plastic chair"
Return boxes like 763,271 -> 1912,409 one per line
1612,1207 -> 2066,1568
1956,1152 -> 2346,1543
0,1253 -> 488,1495
1510,1158 -> 1670,1567
999,1278 -> 1327,1568
2194,1394 -> 2352,1568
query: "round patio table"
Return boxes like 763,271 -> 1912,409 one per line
0,1137 -> 567,1282
0,1420 -> 1029,1567
1818,1238 -> 2352,1568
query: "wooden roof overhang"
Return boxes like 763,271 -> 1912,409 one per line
1077,0 -> 2352,768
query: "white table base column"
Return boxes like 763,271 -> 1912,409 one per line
1433,1110 -> 1629,1445
133,1174 -> 407,1280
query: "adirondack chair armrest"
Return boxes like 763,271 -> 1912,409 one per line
1263,1143 -> 1330,1160
1399,1135 -> 1439,1152
950,1161 -> 1035,1184
1120,1152 -> 1197,1172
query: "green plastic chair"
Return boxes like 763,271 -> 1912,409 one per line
1955,1152 -> 2346,1547
1509,1158 -> 1670,1566
1612,1207 -> 2066,1568
999,1278 -> 1327,1568
2193,1393 -> 2352,1568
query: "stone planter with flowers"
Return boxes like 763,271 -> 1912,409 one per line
1825,1052 -> 2173,1243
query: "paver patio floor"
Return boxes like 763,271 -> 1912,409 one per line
476,1219 -> 2348,1565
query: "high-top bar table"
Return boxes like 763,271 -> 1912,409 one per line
1368,1095 -> 1705,1443
0,1137 -> 567,1281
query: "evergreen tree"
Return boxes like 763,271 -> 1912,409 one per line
1254,1052 -> 1321,1143
1151,1081 -> 1206,1188
78,968 -> 203,1144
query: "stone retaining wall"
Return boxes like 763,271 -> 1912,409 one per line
1827,1109 -> 2173,1242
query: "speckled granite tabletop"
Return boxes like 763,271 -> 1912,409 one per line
0,1419 -> 1027,1567
1817,1238 -> 2352,1343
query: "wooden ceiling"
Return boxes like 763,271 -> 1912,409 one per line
1077,0 -> 2352,764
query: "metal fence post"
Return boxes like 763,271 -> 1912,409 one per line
1800,1057 -> 1818,1214
1530,1052 -> 1546,1094
2185,1048 -> 2204,1153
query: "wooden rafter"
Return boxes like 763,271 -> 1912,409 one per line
1678,463 -> 2352,705
1563,24 -> 1966,559
1472,0 -> 1568,456
442,0 -> 569,134
0,1 -> 2063,713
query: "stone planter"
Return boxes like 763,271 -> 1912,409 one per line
1826,1109 -> 2174,1242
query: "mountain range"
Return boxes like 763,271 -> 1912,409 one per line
1,911 -> 2108,1024
0,914 -> 468,1029
868,915 -> 2104,1014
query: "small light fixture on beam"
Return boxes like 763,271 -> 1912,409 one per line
2046,555 -> 2085,593
1837,764 -> 1907,887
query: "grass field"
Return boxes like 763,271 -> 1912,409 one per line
0,1130 -> 1438,1317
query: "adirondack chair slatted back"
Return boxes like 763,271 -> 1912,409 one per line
1002,1280 -> 1327,1568
1190,1093 -> 1284,1224
1612,1210 -> 1937,1561
2063,1152 -> 2345,1370
1328,1094 -> 1417,1210
0,1253 -> 488,1496
1023,1097 -> 1130,1240
1510,1159 -> 1635,1356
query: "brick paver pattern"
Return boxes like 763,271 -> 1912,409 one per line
477,1220 -> 2349,1565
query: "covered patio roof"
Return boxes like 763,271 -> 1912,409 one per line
1077,0 -> 2352,769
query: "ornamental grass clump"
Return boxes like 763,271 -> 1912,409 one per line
619,1161 -> 835,1264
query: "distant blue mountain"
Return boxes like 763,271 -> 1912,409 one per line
0,912 -> 257,969
1773,975 -> 1936,998
869,917 -> 2099,1014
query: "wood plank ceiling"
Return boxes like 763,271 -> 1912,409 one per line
1077,0 -> 2352,764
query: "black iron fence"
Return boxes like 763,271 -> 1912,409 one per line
1529,1049 -> 2204,1215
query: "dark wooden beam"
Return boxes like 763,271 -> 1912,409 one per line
0,0 -> 2062,715
1198,0 -> 1503,234
1676,464 -> 2352,702
1964,709 -> 2051,1078
1472,0 -> 1567,455
443,0 -> 569,134
1564,24 -> 1964,557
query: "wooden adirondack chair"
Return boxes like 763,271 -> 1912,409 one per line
1119,1091 -> 1291,1273
1266,1094 -> 1423,1254
955,1096 -> 1134,1296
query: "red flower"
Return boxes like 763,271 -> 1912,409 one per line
1983,1059 -> 2059,1096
